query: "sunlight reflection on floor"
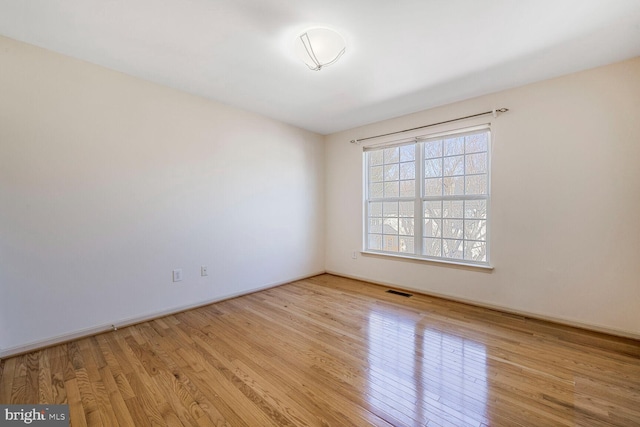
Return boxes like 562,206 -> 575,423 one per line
367,310 -> 488,425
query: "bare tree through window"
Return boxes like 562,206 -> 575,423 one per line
365,127 -> 490,265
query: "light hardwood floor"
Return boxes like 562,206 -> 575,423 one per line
1,274 -> 639,426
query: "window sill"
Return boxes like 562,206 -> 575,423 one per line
360,250 -> 494,271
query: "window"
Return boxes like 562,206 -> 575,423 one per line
364,126 -> 490,266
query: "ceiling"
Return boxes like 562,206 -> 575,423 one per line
1,1 -> 639,135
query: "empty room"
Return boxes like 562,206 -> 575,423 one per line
1,1 -> 639,426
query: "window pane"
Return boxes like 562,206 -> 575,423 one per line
399,201 -> 414,217
400,145 -> 415,162
400,180 -> 415,197
465,153 -> 487,174
383,147 -> 399,163
465,220 -> 487,241
369,218 -> 383,234
424,178 -> 442,196
443,239 -> 464,259
443,200 -> 463,218
382,218 -> 398,234
424,158 -> 442,177
424,201 -> 442,218
424,219 -> 442,238
369,165 -> 383,182
399,237 -> 414,253
443,219 -> 463,239
399,218 -> 414,236
464,241 -> 487,262
383,202 -> 398,217
383,217 -> 398,233
383,235 -> 398,252
400,162 -> 415,179
424,140 -> 442,159
465,133 -> 488,153
384,182 -> 399,197
443,176 -> 464,195
369,150 -> 383,166
369,201 -> 382,217
384,164 -> 399,181
424,238 -> 442,257
368,234 -> 382,250
369,183 -> 383,198
444,137 -> 464,156
443,156 -> 464,176
364,130 -> 489,264
465,200 -> 487,219
465,174 -> 487,195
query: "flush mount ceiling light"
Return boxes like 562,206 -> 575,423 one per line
295,27 -> 346,71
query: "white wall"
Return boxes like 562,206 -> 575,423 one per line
1,35 -> 638,355
325,57 -> 640,338
0,36 -> 325,353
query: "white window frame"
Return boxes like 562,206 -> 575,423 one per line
363,124 -> 492,268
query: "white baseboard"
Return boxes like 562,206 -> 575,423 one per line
0,271 -> 325,359
325,270 -> 640,341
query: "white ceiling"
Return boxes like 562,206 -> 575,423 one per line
1,1 -> 639,135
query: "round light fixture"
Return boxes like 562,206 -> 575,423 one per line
294,27 -> 346,71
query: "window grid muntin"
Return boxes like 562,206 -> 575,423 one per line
366,143 -> 417,254
421,131 -> 489,264
365,129 -> 490,266
422,198 -> 488,263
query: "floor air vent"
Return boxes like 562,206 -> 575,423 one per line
386,289 -> 413,297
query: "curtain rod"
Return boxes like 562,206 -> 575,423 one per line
350,108 -> 509,144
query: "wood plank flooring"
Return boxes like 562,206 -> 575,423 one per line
1,274 -> 639,426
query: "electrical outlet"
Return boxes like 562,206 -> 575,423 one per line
173,269 -> 183,282
201,265 -> 208,276
352,251 -> 357,259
